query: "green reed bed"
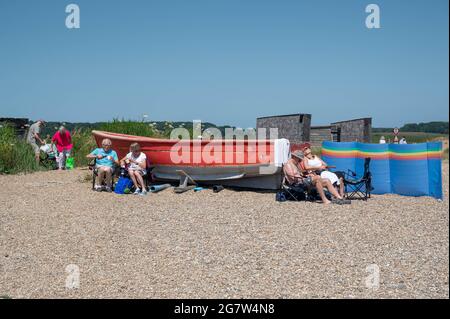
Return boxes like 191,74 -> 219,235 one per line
0,124 -> 39,174
99,119 -> 161,137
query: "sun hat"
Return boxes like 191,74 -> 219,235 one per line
291,150 -> 304,159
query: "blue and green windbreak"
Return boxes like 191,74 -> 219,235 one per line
321,141 -> 443,199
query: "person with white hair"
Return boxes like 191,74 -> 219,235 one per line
86,138 -> 119,192
51,126 -> 73,170
120,142 -> 148,195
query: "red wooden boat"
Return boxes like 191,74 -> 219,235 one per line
92,130 -> 290,189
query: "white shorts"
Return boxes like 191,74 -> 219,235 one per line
96,165 -> 114,173
320,171 -> 340,185
128,168 -> 146,175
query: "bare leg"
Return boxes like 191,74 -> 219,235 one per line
32,143 -> 41,165
311,176 -> 331,204
322,179 -> 343,199
339,178 -> 345,197
135,172 -> 145,190
129,170 -> 139,189
104,167 -> 113,188
96,168 -> 105,186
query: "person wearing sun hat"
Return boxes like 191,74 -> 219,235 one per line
284,149 -> 349,205
283,150 -> 307,185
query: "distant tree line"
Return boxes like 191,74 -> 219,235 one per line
3,118 -> 447,137
372,122 -> 449,134
399,122 -> 448,134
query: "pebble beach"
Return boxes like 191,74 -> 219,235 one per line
0,163 -> 448,299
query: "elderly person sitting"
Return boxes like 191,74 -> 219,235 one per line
283,150 -> 349,205
52,126 -> 73,170
302,146 -> 345,198
86,138 -> 119,192
120,142 -> 148,195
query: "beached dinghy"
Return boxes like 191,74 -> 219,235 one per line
91,130 -> 290,189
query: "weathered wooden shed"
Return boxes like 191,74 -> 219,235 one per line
256,114 -> 372,147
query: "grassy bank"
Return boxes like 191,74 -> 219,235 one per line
99,119 -> 160,137
71,129 -> 97,168
1,120 -> 167,173
0,124 -> 39,174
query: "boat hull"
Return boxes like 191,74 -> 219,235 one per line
152,164 -> 283,190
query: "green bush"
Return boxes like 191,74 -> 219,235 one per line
1,119 -> 189,173
71,128 -> 97,168
99,119 -> 161,137
313,146 -> 322,156
400,122 -> 449,135
0,124 -> 39,174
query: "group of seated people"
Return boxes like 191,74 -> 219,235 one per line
88,139 -> 348,203
283,145 -> 350,205
87,138 -> 148,195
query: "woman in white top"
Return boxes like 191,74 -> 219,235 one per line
302,146 -> 345,197
120,142 -> 147,195
379,136 -> 386,144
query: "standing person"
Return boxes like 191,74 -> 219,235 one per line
379,136 -> 386,144
26,120 -> 46,164
86,138 -> 119,192
52,126 -> 73,170
120,143 -> 147,195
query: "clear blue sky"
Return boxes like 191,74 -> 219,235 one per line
0,0 -> 448,128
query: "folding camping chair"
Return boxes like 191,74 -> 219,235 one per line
39,144 -> 58,170
281,178 -> 310,201
280,173 -> 329,202
40,151 -> 58,170
343,157 -> 373,200
89,159 -> 120,190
